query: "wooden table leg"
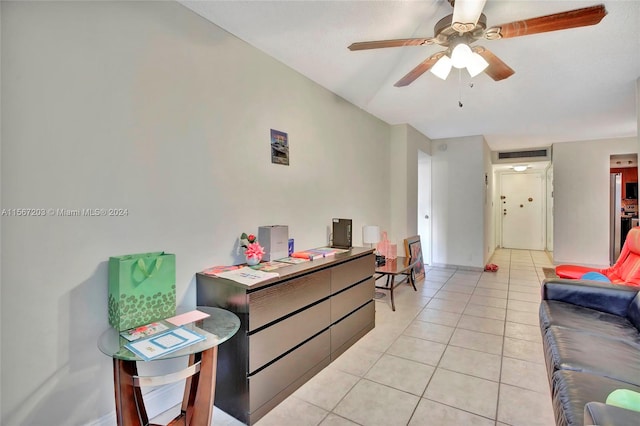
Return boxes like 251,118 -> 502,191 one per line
177,354 -> 198,425
189,347 -> 217,426
387,275 -> 396,311
113,359 -> 148,426
409,268 -> 417,291
113,348 -> 218,426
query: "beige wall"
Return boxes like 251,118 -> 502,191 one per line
431,135 -> 489,269
553,137 -> 638,266
0,2 -> 392,423
389,124 -> 431,250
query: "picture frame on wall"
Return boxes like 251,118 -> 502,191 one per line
270,129 -> 289,165
404,235 -> 425,281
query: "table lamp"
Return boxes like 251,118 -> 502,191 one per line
362,225 -> 380,249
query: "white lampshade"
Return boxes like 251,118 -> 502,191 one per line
466,52 -> 489,77
451,43 -> 473,69
362,225 -> 381,245
430,55 -> 453,80
513,165 -> 528,172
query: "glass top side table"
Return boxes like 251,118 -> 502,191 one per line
98,306 -> 240,426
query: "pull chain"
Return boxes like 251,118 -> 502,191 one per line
458,69 -> 463,108
457,70 -> 475,108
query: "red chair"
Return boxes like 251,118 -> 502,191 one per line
556,227 -> 640,286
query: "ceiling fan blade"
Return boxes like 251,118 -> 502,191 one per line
486,4 -> 607,39
452,0 -> 488,33
394,52 -> 445,87
348,38 -> 436,51
473,47 -> 514,81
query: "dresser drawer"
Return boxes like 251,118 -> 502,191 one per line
331,254 -> 374,294
249,330 -> 331,412
249,300 -> 330,373
331,301 -> 375,353
248,269 -> 331,331
331,277 -> 374,323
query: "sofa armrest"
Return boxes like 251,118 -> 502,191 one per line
584,402 -> 640,425
542,278 -> 639,317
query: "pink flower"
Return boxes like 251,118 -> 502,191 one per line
245,242 -> 265,260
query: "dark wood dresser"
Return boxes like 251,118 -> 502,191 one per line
196,247 -> 375,425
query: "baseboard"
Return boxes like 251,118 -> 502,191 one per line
429,263 -> 484,272
88,382 -> 183,426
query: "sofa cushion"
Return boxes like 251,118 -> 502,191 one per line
552,370 -> 640,426
539,301 -> 640,341
542,280 -> 638,317
543,326 -> 640,387
584,401 -> 640,426
628,292 -> 640,332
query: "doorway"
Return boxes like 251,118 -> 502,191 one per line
500,171 -> 545,250
418,150 -> 432,265
609,153 -> 638,264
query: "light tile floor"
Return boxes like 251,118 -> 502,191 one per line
211,249 -> 556,426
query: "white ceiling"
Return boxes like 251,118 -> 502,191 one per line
180,0 -> 640,151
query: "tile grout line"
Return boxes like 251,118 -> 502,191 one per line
493,248 -> 512,426
405,267 -> 458,423
407,266 -> 487,424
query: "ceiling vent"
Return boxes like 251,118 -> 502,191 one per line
493,147 -> 552,164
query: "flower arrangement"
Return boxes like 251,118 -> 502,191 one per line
240,232 -> 265,264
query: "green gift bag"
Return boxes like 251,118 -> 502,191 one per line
108,252 -> 176,331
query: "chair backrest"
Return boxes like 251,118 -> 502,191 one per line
625,227 -> 640,255
604,228 -> 640,286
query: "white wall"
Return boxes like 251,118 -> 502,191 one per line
483,141 -> 495,263
389,125 -> 409,247
388,124 -> 431,252
0,2 -> 3,416
431,135 -> 488,269
553,137 -> 638,266
546,165 -> 554,252
0,2 -> 392,424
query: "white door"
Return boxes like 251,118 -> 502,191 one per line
501,172 -> 545,250
418,151 -> 431,265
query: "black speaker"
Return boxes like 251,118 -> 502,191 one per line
331,218 -> 352,249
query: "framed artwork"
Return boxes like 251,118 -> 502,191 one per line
270,129 -> 289,165
404,235 -> 425,281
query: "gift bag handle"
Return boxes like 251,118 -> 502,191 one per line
137,256 -> 164,279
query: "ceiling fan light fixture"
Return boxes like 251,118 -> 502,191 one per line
430,55 -> 453,80
466,52 -> 489,77
451,0 -> 488,32
451,42 -> 472,69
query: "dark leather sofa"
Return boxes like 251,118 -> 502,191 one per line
539,278 -> 640,425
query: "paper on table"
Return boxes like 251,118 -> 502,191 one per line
125,327 -> 207,361
165,310 -> 210,326
214,266 -> 279,285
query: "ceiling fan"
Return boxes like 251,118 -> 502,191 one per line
348,0 -> 607,87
